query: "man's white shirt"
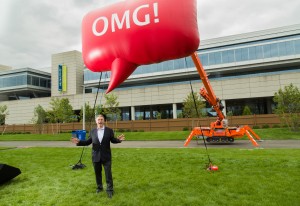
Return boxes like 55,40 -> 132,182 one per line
97,127 -> 105,143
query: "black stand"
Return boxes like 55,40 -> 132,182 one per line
71,146 -> 86,170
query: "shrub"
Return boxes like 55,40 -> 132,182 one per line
226,111 -> 233,116
118,128 -> 125,132
183,127 -> 189,131
242,106 -> 252,115
272,124 -> 281,128
252,125 -> 260,129
262,124 -> 270,128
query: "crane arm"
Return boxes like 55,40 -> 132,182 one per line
190,52 -> 225,121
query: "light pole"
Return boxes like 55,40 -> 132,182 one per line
82,85 -> 85,130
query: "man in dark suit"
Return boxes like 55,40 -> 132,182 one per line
71,114 -> 125,198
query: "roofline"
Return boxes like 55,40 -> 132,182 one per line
199,24 -> 300,49
0,67 -> 51,76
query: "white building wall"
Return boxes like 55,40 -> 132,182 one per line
2,70 -> 299,124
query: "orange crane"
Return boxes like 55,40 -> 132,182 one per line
184,52 -> 262,147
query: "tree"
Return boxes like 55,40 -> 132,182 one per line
182,92 -> 206,118
94,104 -> 105,117
102,93 -> 121,121
0,105 -> 8,125
32,105 -> 47,134
47,98 -> 76,133
47,98 -> 60,124
242,105 -> 252,115
59,98 -> 76,123
273,83 -> 300,131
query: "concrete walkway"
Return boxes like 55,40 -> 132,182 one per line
0,140 -> 299,149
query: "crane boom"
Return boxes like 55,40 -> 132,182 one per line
190,53 -> 225,121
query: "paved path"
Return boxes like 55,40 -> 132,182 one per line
0,140 -> 299,149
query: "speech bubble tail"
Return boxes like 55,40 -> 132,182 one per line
106,58 -> 138,93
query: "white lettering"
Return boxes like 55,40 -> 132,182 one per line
111,10 -> 130,32
92,16 -> 109,36
133,4 -> 150,26
91,3 -> 159,37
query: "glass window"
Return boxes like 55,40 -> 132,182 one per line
32,76 -> 39,86
249,46 -> 256,60
294,39 -> 300,54
157,62 -> 163,72
241,48 -> 249,61
263,44 -> 271,58
162,60 -> 173,71
121,107 -> 130,121
3,77 -> 14,87
209,52 -> 221,65
270,43 -> 278,57
141,65 -> 149,74
255,45 -> 264,59
27,75 -> 31,85
40,78 -> 47,87
235,48 -> 242,61
174,58 -> 185,69
285,41 -> 294,55
199,53 -> 209,66
278,41 -> 295,56
135,107 -> 144,120
47,79 -> 51,88
185,57 -> 194,68
15,75 -> 26,85
221,50 -> 234,64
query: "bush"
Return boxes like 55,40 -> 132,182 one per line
183,127 -> 189,131
252,125 -> 260,129
2,132 -> 31,135
242,106 -> 252,115
262,124 -> 270,128
118,128 -> 125,132
226,111 -> 233,116
272,124 -> 281,128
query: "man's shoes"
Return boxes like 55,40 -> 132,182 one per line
96,188 -> 103,193
107,191 -> 114,198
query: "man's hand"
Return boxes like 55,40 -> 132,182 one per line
117,134 -> 125,141
71,137 -> 79,144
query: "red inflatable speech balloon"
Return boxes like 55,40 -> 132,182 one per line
82,0 -> 199,93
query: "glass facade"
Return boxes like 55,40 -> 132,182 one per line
134,104 -> 173,120
0,70 -> 51,100
226,97 -> 273,116
84,34 -> 300,82
0,73 -> 51,89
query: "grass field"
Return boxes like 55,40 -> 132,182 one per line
0,147 -> 299,206
0,128 -> 299,141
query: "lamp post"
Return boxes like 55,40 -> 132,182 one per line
82,85 -> 85,130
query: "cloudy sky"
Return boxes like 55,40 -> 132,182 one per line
0,0 -> 300,72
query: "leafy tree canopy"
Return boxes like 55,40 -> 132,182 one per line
182,92 -> 206,118
273,83 -> 300,131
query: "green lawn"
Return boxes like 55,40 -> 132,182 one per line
0,147 -> 299,206
0,128 -> 299,141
